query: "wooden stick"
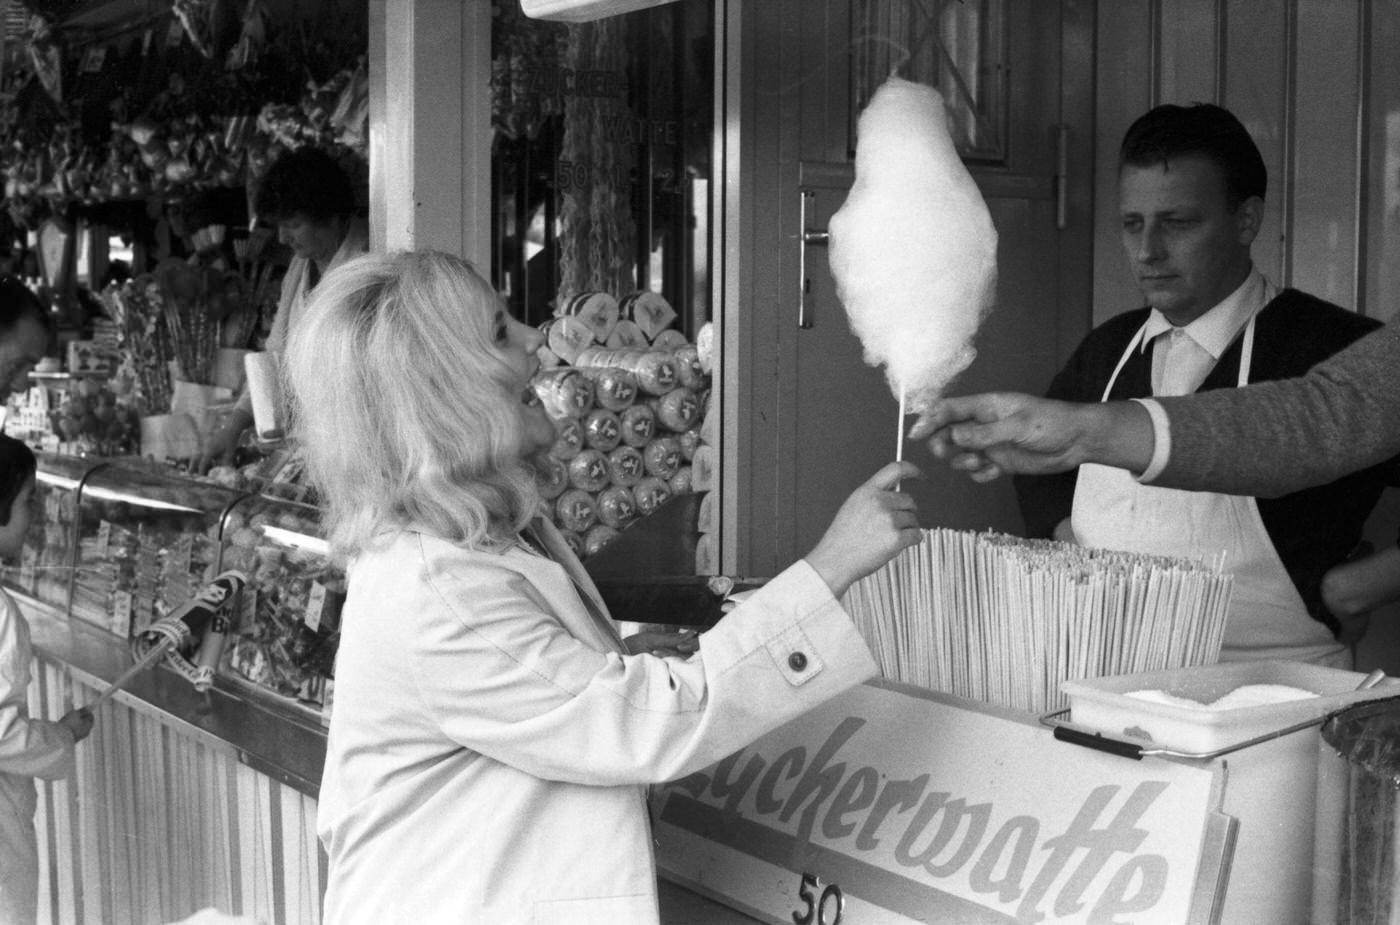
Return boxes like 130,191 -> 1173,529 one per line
87,639 -> 173,710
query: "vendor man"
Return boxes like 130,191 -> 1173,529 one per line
0,276 -> 50,401
1014,103 -> 1398,667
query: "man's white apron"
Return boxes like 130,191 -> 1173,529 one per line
1070,316 -> 1348,667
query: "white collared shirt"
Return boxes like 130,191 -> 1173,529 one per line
1139,267 -> 1276,395
1135,267 -> 1277,480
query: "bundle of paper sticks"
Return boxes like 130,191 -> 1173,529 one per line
841,528 -> 1234,713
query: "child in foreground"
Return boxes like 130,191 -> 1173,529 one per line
0,434 -> 93,925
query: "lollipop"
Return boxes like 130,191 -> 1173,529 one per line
827,76 -> 997,451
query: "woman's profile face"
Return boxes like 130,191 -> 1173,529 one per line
492,306 -> 554,453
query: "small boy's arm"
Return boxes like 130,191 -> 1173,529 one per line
0,698 -> 77,781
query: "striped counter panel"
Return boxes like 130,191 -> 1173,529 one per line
29,658 -> 326,925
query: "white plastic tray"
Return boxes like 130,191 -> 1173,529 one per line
1060,660 -> 1399,753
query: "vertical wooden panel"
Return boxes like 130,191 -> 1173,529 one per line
1362,0 -> 1398,324
1092,0 -> 1156,326
1290,0 -> 1360,307
1159,0 -> 1220,104
1221,0 -> 1288,283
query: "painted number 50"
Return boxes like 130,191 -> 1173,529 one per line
792,872 -> 843,925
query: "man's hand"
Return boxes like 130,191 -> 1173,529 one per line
623,629 -> 700,658
911,393 -> 1156,481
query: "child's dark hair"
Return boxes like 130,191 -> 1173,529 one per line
0,434 -> 36,527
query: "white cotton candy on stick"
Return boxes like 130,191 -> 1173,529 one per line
828,77 -> 998,426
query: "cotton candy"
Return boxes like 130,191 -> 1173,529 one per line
828,77 -> 997,416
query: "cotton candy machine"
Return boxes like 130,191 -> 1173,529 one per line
1315,695 -> 1400,925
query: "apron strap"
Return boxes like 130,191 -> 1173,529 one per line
1102,313 -> 1258,401
1101,324 -> 1150,402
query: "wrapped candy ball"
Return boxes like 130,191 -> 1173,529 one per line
567,449 -> 610,492
542,316 -> 594,365
695,322 -> 715,374
643,437 -> 682,480
672,344 -> 705,388
676,429 -> 701,461
630,351 -> 677,396
535,456 -> 569,499
651,330 -> 688,351
583,524 -> 621,558
533,368 -> 596,419
668,466 -> 693,495
654,387 -> 700,432
549,417 -> 584,461
590,367 -> 638,411
606,445 -> 645,487
633,476 -> 673,517
582,409 -> 623,452
556,489 -> 598,533
596,485 -> 637,529
606,320 -> 647,348
619,405 -> 656,448
562,291 -> 621,343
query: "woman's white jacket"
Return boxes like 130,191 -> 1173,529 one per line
317,521 -> 878,924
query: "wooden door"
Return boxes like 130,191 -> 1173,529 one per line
727,0 -> 1095,575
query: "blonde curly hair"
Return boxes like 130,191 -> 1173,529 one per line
283,250 -> 540,558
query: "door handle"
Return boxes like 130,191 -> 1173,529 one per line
798,188 -> 829,329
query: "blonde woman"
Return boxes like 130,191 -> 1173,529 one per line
285,250 -> 921,925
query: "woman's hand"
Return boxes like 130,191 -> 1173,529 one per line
805,460 -> 923,599
193,410 -> 253,475
623,629 -> 700,658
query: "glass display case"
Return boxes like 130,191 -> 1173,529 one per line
72,463 -> 244,637
218,492 -> 343,712
5,455 -> 341,718
11,453 -> 93,608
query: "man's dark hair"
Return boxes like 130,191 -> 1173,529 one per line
0,433 -> 36,528
1119,103 -> 1267,209
0,275 -> 52,339
254,147 -> 357,224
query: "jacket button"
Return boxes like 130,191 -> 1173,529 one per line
788,652 -> 808,672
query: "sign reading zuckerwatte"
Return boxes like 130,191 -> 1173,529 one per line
652,681 -> 1230,925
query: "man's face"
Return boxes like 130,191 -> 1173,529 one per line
0,317 -> 47,397
1118,156 -> 1260,325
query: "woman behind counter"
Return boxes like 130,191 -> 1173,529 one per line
197,146 -> 368,472
283,250 -> 922,925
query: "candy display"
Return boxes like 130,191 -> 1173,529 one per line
10,458 -> 342,718
529,291 -> 714,561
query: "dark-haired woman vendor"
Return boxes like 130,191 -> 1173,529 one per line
196,146 -> 369,472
